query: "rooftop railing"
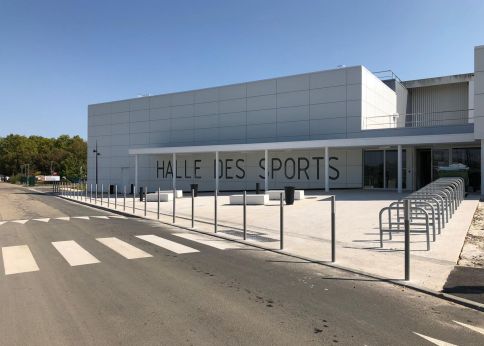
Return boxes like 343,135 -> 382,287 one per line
362,109 -> 474,130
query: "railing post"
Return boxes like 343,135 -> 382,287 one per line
144,186 -> 147,217
157,187 -> 160,220
132,185 -> 136,214
115,185 -> 117,209
280,192 -> 284,250
214,190 -> 218,233
404,199 -> 410,281
172,188 -> 176,223
101,184 -> 103,206
191,188 -> 195,228
243,190 -> 247,240
107,184 -> 110,208
95,184 -> 98,204
123,186 -> 126,211
85,182 -> 88,201
331,195 -> 336,263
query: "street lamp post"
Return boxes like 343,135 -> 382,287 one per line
93,141 -> 101,186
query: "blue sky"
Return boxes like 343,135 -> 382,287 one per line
1,0 -> 483,138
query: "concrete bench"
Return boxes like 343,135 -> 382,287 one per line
268,190 -> 305,200
229,194 -> 269,205
145,192 -> 173,202
158,190 -> 183,198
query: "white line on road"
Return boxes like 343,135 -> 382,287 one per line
97,237 -> 152,259
174,233 -> 242,250
136,235 -> 199,254
73,216 -> 90,220
11,220 -> 29,224
413,332 -> 456,346
453,320 -> 484,335
2,245 -> 40,275
0,221 -> 6,226
52,241 -> 100,266
55,217 -> 70,221
32,218 -> 50,222
109,215 -> 127,219
91,216 -> 109,219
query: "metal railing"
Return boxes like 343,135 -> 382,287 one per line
363,109 -> 473,130
379,177 -> 465,251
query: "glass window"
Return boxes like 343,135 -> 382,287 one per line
385,150 -> 406,189
364,151 -> 384,188
432,149 -> 449,181
452,147 -> 480,191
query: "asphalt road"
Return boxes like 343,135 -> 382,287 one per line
0,183 -> 483,345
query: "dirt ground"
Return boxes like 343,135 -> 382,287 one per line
0,182 -> 66,220
458,202 -> 484,267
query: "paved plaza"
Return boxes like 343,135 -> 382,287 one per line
68,188 -> 479,291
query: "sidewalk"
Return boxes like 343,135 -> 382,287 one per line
63,189 -> 479,292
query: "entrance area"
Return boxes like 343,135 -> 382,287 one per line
416,149 -> 431,189
363,149 -> 406,189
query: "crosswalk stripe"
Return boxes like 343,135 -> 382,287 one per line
413,332 -> 456,346
136,235 -> 199,254
174,233 -> 242,250
97,237 -> 152,259
92,216 -> 109,219
453,320 -> 484,335
2,245 -> 40,275
11,220 -> 29,224
32,218 -> 50,222
55,217 -> 70,221
73,216 -> 90,220
52,240 -> 100,266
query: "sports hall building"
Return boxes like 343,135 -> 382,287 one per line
87,45 -> 484,196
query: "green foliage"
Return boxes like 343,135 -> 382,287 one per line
0,134 -> 87,182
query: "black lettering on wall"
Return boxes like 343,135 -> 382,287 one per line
271,158 -> 282,178
166,161 -> 173,178
194,159 -> 201,179
258,158 -> 265,179
156,160 -> 165,179
284,158 -> 296,179
329,157 -> 340,180
312,157 -> 323,179
225,159 -> 233,179
235,159 -> 245,179
298,157 -> 310,180
213,159 -> 223,179
184,160 -> 191,179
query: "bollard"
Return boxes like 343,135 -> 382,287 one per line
123,186 -> 126,211
172,188 -> 176,223
95,184 -> 98,204
144,186 -> 147,216
132,185 -> 136,214
90,184 -> 92,203
191,188 -> 195,228
101,184 -> 104,206
331,195 -> 336,263
157,188 -> 160,220
115,185 -> 118,209
280,192 -> 284,250
243,190 -> 247,240
404,199 -> 410,281
85,182 -> 88,201
214,190 -> 218,233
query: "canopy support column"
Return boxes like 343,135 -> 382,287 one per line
264,149 -> 269,192
134,154 -> 138,196
398,145 -> 403,193
325,147 -> 330,192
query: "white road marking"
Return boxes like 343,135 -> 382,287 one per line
73,216 -> 90,220
174,233 -> 242,250
11,220 -> 29,224
2,245 -> 40,275
413,332 -> 456,346
91,216 -> 109,219
52,241 -> 100,266
453,320 -> 484,335
109,215 -> 127,219
32,218 -> 50,222
97,237 -> 152,259
136,235 -> 199,254
0,221 -> 6,226
55,217 -> 70,221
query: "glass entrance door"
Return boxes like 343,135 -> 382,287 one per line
364,151 -> 384,188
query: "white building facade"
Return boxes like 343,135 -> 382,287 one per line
87,45 -> 484,196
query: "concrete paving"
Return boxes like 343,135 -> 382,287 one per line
1,183 -> 484,345
76,188 -> 479,292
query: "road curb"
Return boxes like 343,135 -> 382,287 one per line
45,190 -> 484,313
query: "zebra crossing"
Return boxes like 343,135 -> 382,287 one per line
0,215 -> 128,226
1,232 -> 243,276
